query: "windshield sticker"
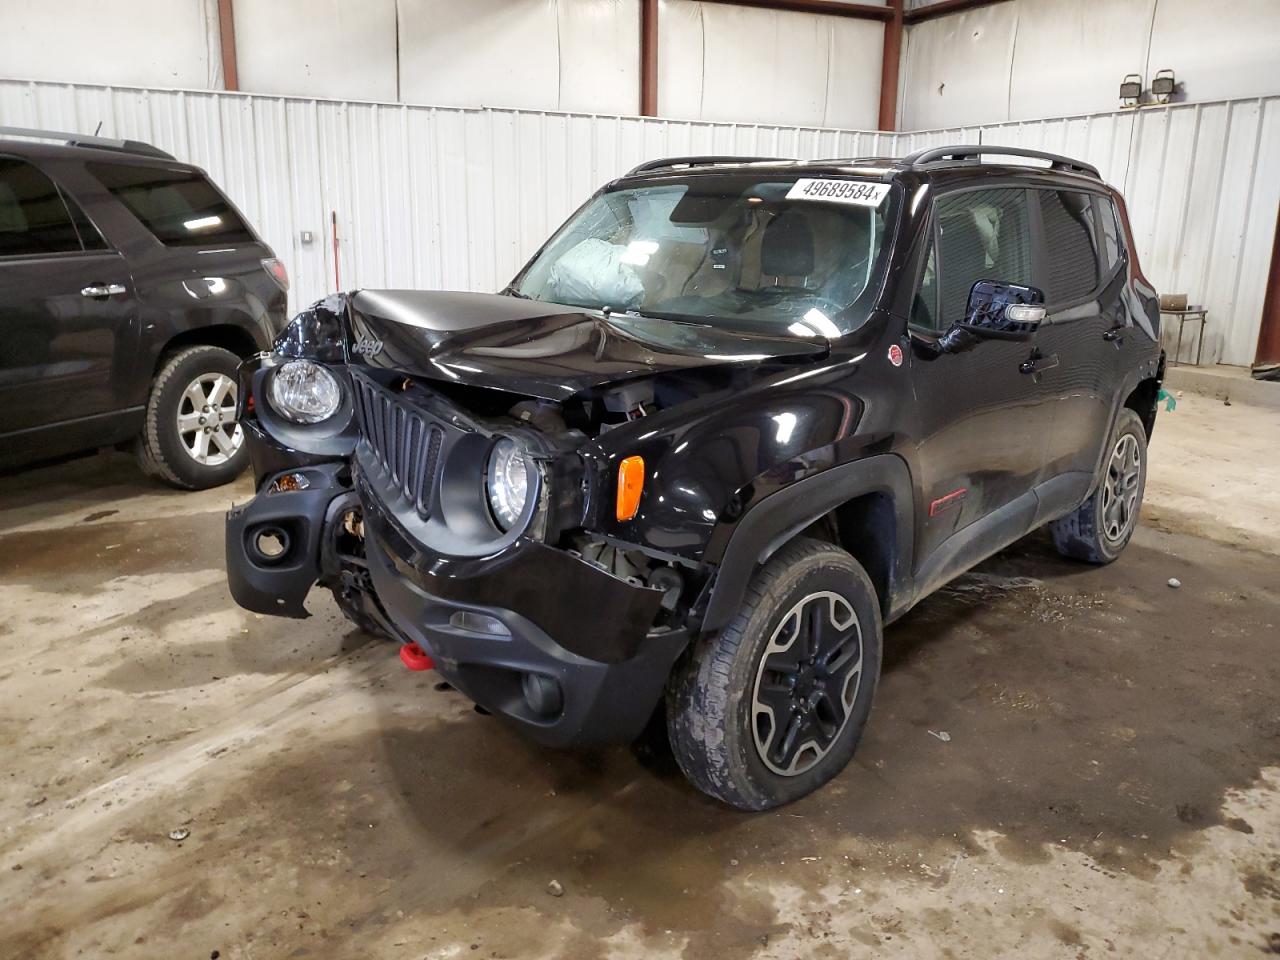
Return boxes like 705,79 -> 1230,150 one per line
786,179 -> 890,207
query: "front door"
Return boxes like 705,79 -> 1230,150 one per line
0,156 -> 138,437
906,185 -> 1055,583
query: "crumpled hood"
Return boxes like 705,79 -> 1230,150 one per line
343,290 -> 827,401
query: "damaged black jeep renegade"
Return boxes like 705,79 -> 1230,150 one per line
226,146 -> 1165,810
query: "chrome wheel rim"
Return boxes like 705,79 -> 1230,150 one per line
177,372 -> 242,466
751,591 -> 864,777
1101,432 -> 1142,543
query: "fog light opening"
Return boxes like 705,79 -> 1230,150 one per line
250,525 -> 291,565
522,672 -> 563,718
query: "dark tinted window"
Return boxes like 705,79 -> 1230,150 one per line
1098,196 -> 1124,271
88,162 -> 255,247
911,240 -> 938,330
63,191 -> 110,251
0,157 -> 84,257
1038,190 -> 1100,302
935,188 -> 1032,327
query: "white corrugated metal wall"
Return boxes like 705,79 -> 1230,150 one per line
1,78 -> 1276,366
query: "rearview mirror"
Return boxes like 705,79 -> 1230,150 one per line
959,280 -> 1046,340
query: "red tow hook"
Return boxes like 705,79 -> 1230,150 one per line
398,642 -> 435,672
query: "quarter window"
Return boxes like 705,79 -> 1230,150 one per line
0,157 -> 85,257
1098,196 -> 1124,272
934,188 -> 1033,328
1038,190 -> 1100,302
88,162 -> 255,247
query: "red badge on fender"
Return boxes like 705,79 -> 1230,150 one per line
887,344 -> 904,367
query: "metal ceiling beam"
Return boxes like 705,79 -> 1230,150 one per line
640,0 -> 659,116
216,0 -> 239,91
696,0 -> 893,22
903,0 -> 1012,24
878,0 -> 904,130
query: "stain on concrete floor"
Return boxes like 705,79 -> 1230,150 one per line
2,411 -> 1279,958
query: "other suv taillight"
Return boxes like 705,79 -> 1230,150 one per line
262,258 -> 290,292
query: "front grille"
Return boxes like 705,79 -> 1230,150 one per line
351,374 -> 445,519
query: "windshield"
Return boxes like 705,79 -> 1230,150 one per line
513,175 -> 894,338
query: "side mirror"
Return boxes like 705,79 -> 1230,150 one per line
958,280 -> 1046,340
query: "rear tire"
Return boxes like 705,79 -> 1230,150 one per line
1049,408 -> 1148,564
667,537 -> 882,811
136,345 -> 250,491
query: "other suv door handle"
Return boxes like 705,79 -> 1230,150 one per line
1102,325 -> 1126,343
1019,351 -> 1059,375
81,283 -> 127,298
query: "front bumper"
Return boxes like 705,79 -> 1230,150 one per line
225,464 -> 685,746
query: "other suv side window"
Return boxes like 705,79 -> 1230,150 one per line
933,188 -> 1033,328
0,157 -> 85,257
88,162 -> 255,247
1037,190 -> 1100,302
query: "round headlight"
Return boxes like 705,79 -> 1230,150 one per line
269,359 -> 341,424
486,438 -> 530,531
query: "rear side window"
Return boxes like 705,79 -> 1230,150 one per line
88,162 -> 255,247
1098,196 -> 1124,272
1038,190 -> 1100,302
0,157 -> 85,257
933,188 -> 1033,327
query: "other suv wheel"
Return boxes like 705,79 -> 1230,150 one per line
667,537 -> 882,810
136,345 -> 249,490
1049,407 -> 1148,564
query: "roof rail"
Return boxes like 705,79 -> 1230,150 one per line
626,155 -> 793,176
902,144 -> 1100,179
0,126 -> 175,161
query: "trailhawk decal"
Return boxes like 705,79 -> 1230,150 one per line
786,179 -> 890,207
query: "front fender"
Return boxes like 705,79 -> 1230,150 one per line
701,453 -> 915,633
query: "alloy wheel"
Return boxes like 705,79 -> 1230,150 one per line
751,591 -> 864,777
1101,432 -> 1142,543
177,372 -> 243,466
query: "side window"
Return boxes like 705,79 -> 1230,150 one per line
934,188 -> 1032,327
87,162 -> 255,247
0,157 -> 85,257
1098,196 -> 1124,272
63,191 -> 110,251
1038,190 -> 1100,302
910,239 -> 938,331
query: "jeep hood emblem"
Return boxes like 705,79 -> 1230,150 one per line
352,335 -> 384,357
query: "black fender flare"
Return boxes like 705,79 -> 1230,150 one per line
700,453 -> 916,633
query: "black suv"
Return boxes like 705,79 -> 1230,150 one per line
225,147 -> 1164,810
0,127 -> 288,488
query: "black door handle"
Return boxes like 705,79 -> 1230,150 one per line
1103,326 -> 1126,343
1019,352 -> 1059,375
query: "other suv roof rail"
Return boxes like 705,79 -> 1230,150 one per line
0,125 -> 176,161
626,155 -> 793,176
902,144 -> 1100,180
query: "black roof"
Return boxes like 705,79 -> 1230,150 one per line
0,126 -> 187,167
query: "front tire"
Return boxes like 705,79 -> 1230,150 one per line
667,538 -> 883,811
136,345 -> 249,490
1049,407 -> 1148,564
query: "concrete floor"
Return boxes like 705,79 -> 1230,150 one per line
1,392 -> 1278,959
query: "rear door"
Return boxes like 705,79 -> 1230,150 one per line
0,156 -> 139,435
1027,187 -> 1116,511
907,185 -> 1056,573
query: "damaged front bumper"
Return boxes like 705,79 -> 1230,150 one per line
225,463 -> 687,746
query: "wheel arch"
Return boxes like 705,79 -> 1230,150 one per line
700,454 -> 915,634
154,324 -> 261,376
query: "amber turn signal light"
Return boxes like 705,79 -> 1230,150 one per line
616,455 -> 645,521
